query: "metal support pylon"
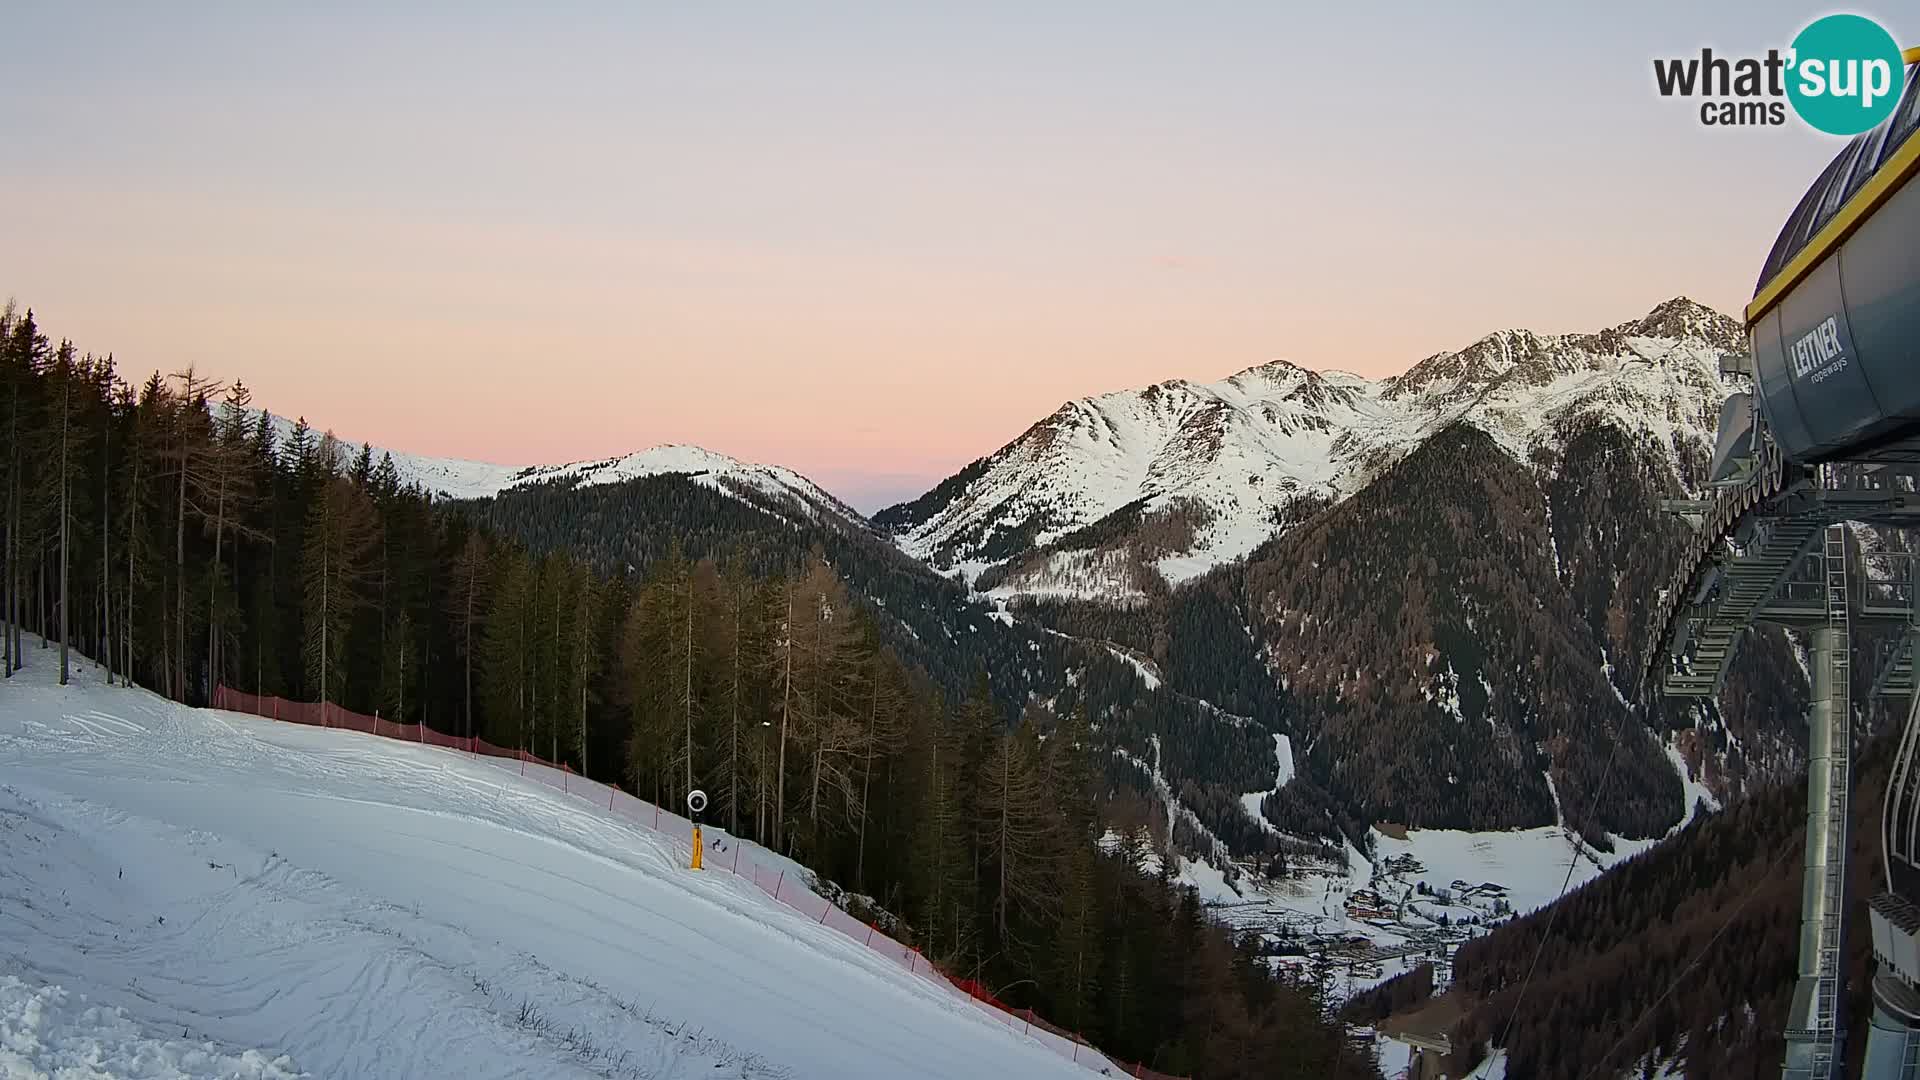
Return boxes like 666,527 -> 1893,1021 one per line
1786,521 -> 1853,1079
1866,549 -> 1920,1080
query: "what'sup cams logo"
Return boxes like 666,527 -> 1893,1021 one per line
1654,13 -> 1909,134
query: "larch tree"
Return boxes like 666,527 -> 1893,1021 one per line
854,647 -> 910,893
712,554 -> 763,837
620,574 -> 670,801
300,440 -> 379,713
621,545 -> 701,807
783,555 -> 864,857
163,367 -> 224,701
769,572 -> 797,847
979,723 -> 1057,944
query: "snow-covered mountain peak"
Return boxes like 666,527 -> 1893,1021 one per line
1620,295 -> 1743,349
882,298 -> 1743,601
1383,297 -> 1740,406
259,414 -> 862,527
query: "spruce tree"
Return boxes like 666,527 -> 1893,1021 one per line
447,532 -> 488,739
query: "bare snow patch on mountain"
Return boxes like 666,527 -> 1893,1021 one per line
1665,737 -> 1722,829
1239,734 -> 1295,834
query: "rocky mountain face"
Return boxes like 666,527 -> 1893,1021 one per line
1235,413 -> 1811,848
878,298 -> 1746,606
905,298 -> 1817,853
356,296 -> 1812,860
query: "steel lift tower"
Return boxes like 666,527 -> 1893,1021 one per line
1648,50 -> 1920,1080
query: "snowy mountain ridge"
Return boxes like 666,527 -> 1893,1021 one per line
877,297 -> 1744,600
257,412 -> 864,527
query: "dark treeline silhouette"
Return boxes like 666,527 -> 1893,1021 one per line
1340,963 -> 1433,1025
0,305 -> 1378,1080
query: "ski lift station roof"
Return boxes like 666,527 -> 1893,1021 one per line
1748,49 -> 1920,464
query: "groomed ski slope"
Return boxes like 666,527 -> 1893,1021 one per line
0,658 -> 1103,1080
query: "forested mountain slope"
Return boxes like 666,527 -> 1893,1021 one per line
466,469 -> 1310,865
468,297 -> 1815,857
984,301 -> 1811,850
1444,729 -> 1899,1080
0,305 -> 1380,1079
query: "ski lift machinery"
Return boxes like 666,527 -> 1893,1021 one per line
1646,47 -> 1920,1080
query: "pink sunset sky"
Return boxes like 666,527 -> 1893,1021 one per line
2,3 -> 1902,509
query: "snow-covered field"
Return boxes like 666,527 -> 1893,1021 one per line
0,658 -> 1102,1080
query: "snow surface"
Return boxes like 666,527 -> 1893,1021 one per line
1237,734 -> 1293,835
893,299 -> 1739,597
1363,769 -> 1715,919
1366,826 -> 1597,917
1365,1029 -> 1413,1080
0,975 -> 300,1079
0,659 -> 1106,1080
1665,736 -> 1723,829
1104,646 -> 1162,691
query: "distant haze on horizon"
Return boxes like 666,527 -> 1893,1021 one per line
2,2 -> 1902,511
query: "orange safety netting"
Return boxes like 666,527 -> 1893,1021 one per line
210,687 -> 1185,1080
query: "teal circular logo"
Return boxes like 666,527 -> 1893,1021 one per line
1787,15 -> 1907,135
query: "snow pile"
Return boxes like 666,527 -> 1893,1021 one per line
0,658 -> 1100,1080
0,975 -> 302,1080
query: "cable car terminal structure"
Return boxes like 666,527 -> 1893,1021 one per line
1645,48 -> 1920,1080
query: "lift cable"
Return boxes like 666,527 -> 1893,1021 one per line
1575,835 -> 1797,1080
1487,715 -> 1627,1072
